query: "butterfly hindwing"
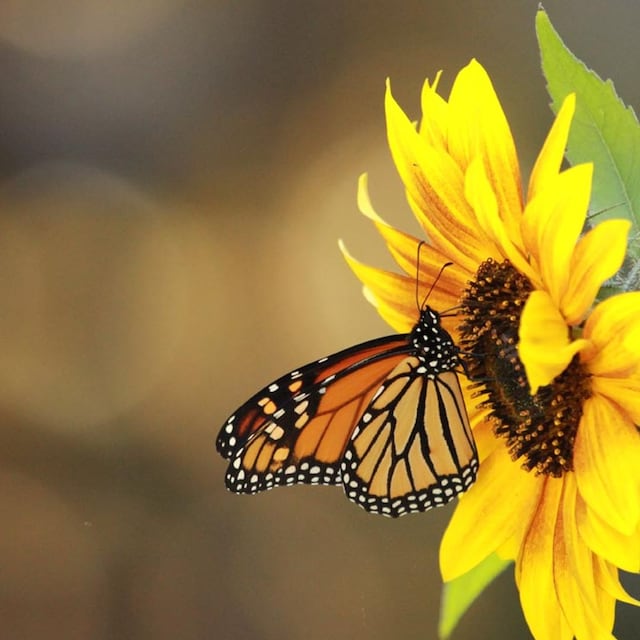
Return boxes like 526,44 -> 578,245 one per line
219,336 -> 411,494
341,358 -> 478,517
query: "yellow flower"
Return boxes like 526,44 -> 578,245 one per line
342,59 -> 640,640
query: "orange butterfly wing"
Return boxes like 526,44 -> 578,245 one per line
217,305 -> 479,517
341,359 -> 477,517
217,336 -> 410,494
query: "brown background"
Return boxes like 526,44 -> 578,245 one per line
0,1 -> 638,638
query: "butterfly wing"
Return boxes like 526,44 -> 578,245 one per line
218,335 -> 411,494
341,357 -> 478,517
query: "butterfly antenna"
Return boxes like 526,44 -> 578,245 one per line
415,241 -> 427,311
419,259 -> 454,310
439,304 -> 462,317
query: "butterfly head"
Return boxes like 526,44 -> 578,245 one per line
411,306 -> 459,373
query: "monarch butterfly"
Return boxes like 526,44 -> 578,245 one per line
216,272 -> 478,518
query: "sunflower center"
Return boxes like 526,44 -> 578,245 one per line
459,259 -> 591,477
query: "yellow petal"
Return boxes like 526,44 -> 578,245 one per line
593,555 -> 640,607
584,292 -> 640,339
583,292 -> 640,362
583,293 -> 640,396
360,285 -> 416,334
356,172 -> 388,225
520,189 -> 550,273
385,82 -> 487,272
464,158 -> 536,282
517,477 -> 573,640
495,536 -> 519,563
405,190 -> 494,274
552,474 -> 617,639
518,290 -> 589,393
356,173 -> 423,277
339,240 -> 416,332
528,94 -> 576,202
574,395 -> 640,535
521,164 -> 593,305
440,445 -> 542,581
561,219 -> 631,324
591,375 -> 640,425
548,165 -> 594,304
419,71 -> 449,148
576,491 -> 640,573
447,60 -> 523,239
588,348 -> 640,381
386,82 -> 472,228
357,174 -> 469,301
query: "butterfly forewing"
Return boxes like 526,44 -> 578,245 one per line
219,336 -> 410,494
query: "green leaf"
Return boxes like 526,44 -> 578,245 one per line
536,8 -> 640,256
438,553 -> 512,639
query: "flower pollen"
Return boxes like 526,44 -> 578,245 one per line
460,259 -> 592,476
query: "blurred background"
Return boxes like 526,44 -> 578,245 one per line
0,1 -> 638,638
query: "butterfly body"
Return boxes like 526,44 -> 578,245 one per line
217,306 -> 478,517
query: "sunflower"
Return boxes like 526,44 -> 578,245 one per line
341,59 -> 640,640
